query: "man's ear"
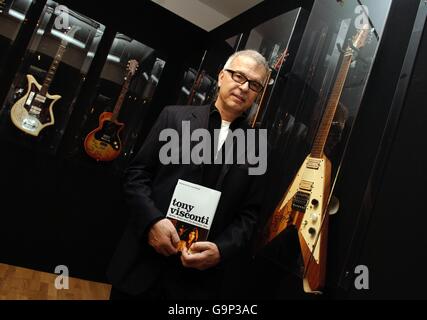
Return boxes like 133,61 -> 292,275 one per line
218,69 -> 225,88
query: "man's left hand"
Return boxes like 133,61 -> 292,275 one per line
180,242 -> 220,270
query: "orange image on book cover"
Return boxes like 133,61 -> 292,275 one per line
170,220 -> 209,252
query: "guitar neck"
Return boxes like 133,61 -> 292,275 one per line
40,43 -> 67,96
187,71 -> 204,105
251,69 -> 272,128
110,77 -> 131,122
310,52 -> 353,159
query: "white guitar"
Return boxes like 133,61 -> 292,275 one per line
10,26 -> 80,136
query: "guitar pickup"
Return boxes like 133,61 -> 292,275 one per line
29,106 -> 41,114
35,94 -> 46,103
299,180 -> 314,192
26,92 -> 35,106
307,159 -> 321,170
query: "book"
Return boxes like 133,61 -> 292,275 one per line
166,179 -> 221,251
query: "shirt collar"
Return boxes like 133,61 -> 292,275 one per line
210,102 -> 248,127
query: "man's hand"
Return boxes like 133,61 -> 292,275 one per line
148,219 -> 180,256
180,242 -> 221,270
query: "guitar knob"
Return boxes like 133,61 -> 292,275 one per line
308,227 -> 316,236
311,199 -> 319,207
310,213 -> 319,223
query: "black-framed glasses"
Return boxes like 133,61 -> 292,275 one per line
224,69 -> 264,93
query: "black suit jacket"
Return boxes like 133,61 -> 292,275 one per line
107,105 -> 266,297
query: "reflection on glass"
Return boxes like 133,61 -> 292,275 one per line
244,8 -> 303,128
0,0 -> 33,68
0,0 -> 105,154
75,32 -> 166,168
176,34 -> 244,108
256,0 -> 392,294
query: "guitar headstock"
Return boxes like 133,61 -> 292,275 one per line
64,25 -> 81,38
57,25 -> 81,46
126,59 -> 139,77
351,25 -> 371,49
273,48 -> 290,72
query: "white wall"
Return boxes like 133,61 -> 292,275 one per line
151,0 -> 229,31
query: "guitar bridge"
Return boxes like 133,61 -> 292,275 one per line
292,191 -> 311,212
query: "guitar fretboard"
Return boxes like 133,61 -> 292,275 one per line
40,43 -> 67,96
110,75 -> 131,122
310,53 -> 353,159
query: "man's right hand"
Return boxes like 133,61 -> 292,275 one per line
148,219 -> 180,256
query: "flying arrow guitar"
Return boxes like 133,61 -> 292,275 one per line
261,27 -> 370,293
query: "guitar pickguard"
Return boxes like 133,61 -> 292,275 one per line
84,112 -> 124,161
93,120 -> 122,151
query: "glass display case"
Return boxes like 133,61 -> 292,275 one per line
0,0 -> 105,154
243,8 -> 308,128
0,0 -> 34,71
184,69 -> 217,106
255,0 -> 393,294
176,66 -> 198,105
176,53 -> 217,106
175,35 -> 242,107
68,32 -> 166,168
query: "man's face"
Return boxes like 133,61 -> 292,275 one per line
217,56 -> 267,116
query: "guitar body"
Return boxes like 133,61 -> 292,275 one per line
84,111 -> 124,161
10,75 -> 61,136
266,155 -> 331,293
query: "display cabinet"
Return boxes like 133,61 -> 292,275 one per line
243,8 -> 308,127
176,59 -> 217,106
175,35 -> 243,107
68,32 -> 166,168
0,0 -> 105,154
176,66 -> 197,105
255,0 -> 393,294
184,69 -> 217,106
0,0 -> 34,70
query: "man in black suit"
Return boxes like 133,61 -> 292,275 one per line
107,50 -> 269,299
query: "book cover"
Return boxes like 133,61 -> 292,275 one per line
166,179 -> 221,251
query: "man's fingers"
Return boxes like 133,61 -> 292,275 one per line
189,241 -> 211,252
180,247 -> 189,267
170,230 -> 180,247
164,242 -> 178,255
181,247 -> 200,268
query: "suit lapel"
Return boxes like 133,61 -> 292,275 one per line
216,123 -> 250,189
181,105 -> 250,189
182,105 -> 210,184
184,105 -> 210,130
